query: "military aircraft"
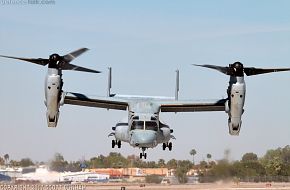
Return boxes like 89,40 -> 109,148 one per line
1,49 -> 290,159
64,67 -> 231,159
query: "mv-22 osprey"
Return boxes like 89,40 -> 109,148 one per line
1,48 -> 290,159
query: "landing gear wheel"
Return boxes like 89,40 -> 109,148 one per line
112,140 -> 116,148
117,140 -> 121,148
162,143 -> 166,150
139,152 -> 147,159
168,142 -> 172,151
140,147 -> 147,159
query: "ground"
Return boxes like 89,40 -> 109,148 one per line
82,182 -> 290,190
2,182 -> 290,190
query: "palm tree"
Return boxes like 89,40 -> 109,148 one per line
4,154 -> 9,166
206,153 -> 212,162
189,149 -> 197,165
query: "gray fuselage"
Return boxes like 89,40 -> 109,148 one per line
112,101 -> 173,149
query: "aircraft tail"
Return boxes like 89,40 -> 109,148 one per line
175,69 -> 179,101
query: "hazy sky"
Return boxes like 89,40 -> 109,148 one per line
1,0 -> 290,163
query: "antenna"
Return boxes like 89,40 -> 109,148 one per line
175,69 -> 179,101
107,67 -> 112,97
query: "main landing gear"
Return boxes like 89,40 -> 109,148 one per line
162,142 -> 172,151
140,147 -> 147,159
112,140 -> 121,148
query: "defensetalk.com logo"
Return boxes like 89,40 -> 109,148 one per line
1,0 -> 56,5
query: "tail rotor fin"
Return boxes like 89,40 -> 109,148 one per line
175,69 -> 179,101
107,67 -> 112,97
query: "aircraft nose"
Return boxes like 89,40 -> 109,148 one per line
131,130 -> 157,147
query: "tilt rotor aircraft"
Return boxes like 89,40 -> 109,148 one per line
1,48 -> 290,159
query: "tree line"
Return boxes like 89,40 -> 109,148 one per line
203,145 -> 290,181
1,145 -> 290,183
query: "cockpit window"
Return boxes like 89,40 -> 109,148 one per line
131,121 -> 144,130
145,121 -> 158,131
131,120 -> 158,131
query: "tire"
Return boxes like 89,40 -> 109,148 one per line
112,140 -> 115,148
117,140 -> 121,148
162,143 -> 166,150
144,153 -> 147,159
140,153 -> 143,159
168,142 -> 172,151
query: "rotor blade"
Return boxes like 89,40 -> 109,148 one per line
193,64 -> 230,75
61,63 -> 101,73
244,67 -> 290,76
63,48 -> 89,62
0,55 -> 49,66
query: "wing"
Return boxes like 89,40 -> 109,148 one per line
160,99 -> 227,112
64,92 -> 226,112
64,92 -> 129,110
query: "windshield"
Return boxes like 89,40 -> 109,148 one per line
131,121 -> 158,131
145,121 -> 158,131
131,121 -> 144,130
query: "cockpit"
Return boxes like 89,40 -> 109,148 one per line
131,120 -> 158,131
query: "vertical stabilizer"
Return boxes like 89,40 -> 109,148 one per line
175,69 -> 179,101
107,67 -> 112,97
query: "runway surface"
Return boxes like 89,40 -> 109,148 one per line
84,182 -> 290,190
2,182 -> 290,190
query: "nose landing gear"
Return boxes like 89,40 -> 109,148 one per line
139,147 -> 147,159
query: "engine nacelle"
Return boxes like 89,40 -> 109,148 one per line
160,127 -> 171,137
114,123 -> 129,142
228,118 -> 242,136
226,77 -> 246,136
45,71 -> 62,128
159,121 -> 172,139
